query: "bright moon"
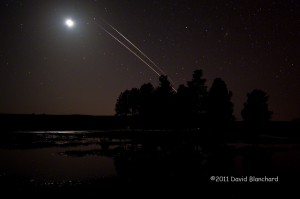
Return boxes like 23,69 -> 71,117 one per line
65,19 -> 74,28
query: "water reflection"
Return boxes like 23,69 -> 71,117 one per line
0,145 -> 116,182
1,131 -> 300,195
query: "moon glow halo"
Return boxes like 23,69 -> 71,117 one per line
65,19 -> 74,28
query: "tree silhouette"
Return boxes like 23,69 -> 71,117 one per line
174,84 -> 192,127
156,75 -> 174,96
186,70 -> 208,119
115,70 -> 211,128
115,90 -> 131,116
241,89 -> 273,123
176,84 -> 190,116
154,75 -> 175,127
113,69 -> 279,136
139,83 -> 155,118
128,88 -> 140,116
207,78 -> 235,123
115,88 -> 140,116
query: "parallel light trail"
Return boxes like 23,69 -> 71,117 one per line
95,22 -> 161,77
100,18 -> 167,76
94,19 -> 177,92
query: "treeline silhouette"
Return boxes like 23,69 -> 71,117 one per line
115,70 -> 273,129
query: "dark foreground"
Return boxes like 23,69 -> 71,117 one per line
0,130 -> 299,197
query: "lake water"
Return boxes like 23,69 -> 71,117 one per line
0,145 -> 116,182
1,131 -> 300,190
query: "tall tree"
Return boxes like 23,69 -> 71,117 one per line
139,83 -> 155,117
187,70 -> 208,117
176,84 -> 190,116
156,75 -> 174,96
115,90 -> 131,116
128,88 -> 140,116
115,88 -> 140,116
241,89 -> 273,123
207,78 -> 235,123
175,84 -> 193,127
154,75 -> 175,126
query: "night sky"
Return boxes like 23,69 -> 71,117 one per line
0,0 -> 299,120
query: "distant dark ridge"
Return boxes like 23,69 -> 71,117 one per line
0,114 -> 129,131
0,114 -> 299,137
